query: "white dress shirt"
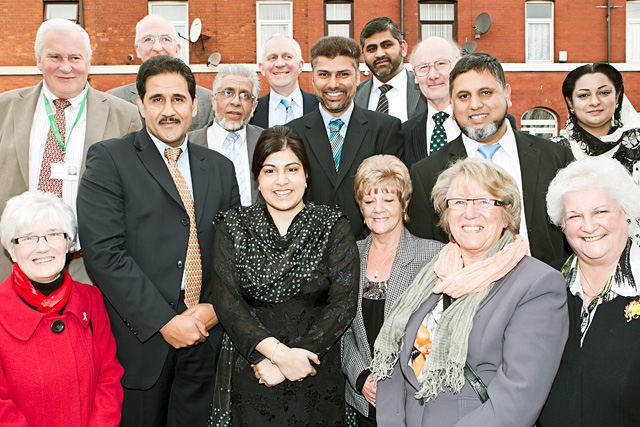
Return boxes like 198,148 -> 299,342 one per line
206,122 -> 252,206
366,70 -> 408,123
268,87 -> 304,127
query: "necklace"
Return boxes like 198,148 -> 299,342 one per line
371,249 -> 396,279
580,271 -> 606,298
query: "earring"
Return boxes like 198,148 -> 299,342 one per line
258,185 -> 261,192
305,183 -> 307,189
569,108 -> 574,114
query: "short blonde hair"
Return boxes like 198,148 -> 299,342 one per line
354,155 -> 412,221
432,158 -> 521,241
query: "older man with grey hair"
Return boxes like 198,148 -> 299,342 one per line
108,14 -> 214,131
189,64 -> 263,205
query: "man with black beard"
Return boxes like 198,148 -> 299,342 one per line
287,36 -> 403,238
188,65 -> 264,206
354,17 -> 426,123
407,53 -> 574,264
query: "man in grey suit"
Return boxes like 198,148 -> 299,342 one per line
354,17 -> 426,123
0,18 -> 141,282
287,36 -> 404,238
188,64 -> 263,206
107,14 -> 213,131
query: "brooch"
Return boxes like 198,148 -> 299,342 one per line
624,300 -> 640,322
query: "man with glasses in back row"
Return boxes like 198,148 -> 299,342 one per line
108,14 -> 214,131
189,65 -> 264,206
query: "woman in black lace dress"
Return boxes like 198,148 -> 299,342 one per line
210,125 -> 359,426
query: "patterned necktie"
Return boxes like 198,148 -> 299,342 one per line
280,98 -> 294,124
329,118 -> 345,171
223,132 -> 250,206
38,99 -> 71,197
477,143 -> 501,161
164,148 -> 202,308
430,111 -> 450,154
375,84 -> 393,114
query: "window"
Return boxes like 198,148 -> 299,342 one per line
257,2 -> 293,61
419,1 -> 456,41
325,1 -> 352,37
627,1 -> 640,62
525,1 -> 553,62
520,108 -> 558,139
44,1 -> 79,23
149,2 -> 189,64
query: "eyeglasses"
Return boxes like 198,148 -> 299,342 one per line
446,198 -> 505,210
216,90 -> 255,103
11,232 -> 68,246
137,35 -> 174,46
412,59 -> 455,77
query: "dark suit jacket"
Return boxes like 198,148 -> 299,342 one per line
403,110 -> 519,169
76,129 -> 240,389
377,256 -> 568,427
249,88 -> 318,128
406,131 -> 574,264
341,227 -> 444,416
188,122 -> 264,204
354,69 -> 427,122
287,105 -> 404,238
0,82 -> 141,279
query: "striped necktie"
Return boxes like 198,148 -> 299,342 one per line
375,84 -> 393,114
329,118 -> 344,171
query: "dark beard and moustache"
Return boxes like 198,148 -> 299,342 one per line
369,53 -> 403,79
459,112 -> 507,141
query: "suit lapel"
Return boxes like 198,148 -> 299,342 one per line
246,125 -> 261,202
82,87 -> 109,176
301,89 -> 317,114
336,105 -> 367,187
405,69 -> 420,118
134,130 -> 185,209
354,79 -> 373,109
13,84 -> 41,187
304,110 -> 337,184
515,132 -> 540,226
188,145 -> 209,226
448,136 -> 469,164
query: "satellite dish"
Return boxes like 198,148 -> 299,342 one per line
461,41 -> 477,55
190,18 -> 202,43
473,13 -> 492,38
207,52 -> 221,67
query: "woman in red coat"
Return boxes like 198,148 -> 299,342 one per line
0,191 -> 124,427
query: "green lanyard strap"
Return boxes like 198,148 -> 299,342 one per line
43,86 -> 88,155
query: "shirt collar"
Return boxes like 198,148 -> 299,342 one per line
42,81 -> 88,108
148,129 -> 190,160
319,101 -> 354,129
461,120 -> 516,157
212,121 -> 247,143
371,68 -> 407,92
269,87 -> 303,108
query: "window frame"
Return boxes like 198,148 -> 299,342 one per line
418,0 -> 457,41
43,1 -> 79,23
256,1 -> 293,62
324,0 -> 353,38
148,1 -> 190,64
627,1 -> 640,62
520,107 -> 558,139
525,1 -> 554,63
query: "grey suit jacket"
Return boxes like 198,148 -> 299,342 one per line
341,227 -> 444,416
407,131 -> 574,264
0,82 -> 141,278
354,69 -> 427,122
187,122 -> 263,204
107,82 -> 214,131
376,256 -> 569,427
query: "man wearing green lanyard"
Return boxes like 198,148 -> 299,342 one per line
0,18 -> 141,283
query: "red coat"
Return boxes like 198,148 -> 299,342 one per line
0,273 -> 124,426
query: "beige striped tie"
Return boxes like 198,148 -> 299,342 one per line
164,148 -> 202,307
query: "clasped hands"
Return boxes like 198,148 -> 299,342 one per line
252,342 -> 320,387
159,303 -> 219,349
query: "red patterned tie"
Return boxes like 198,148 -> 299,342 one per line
38,99 -> 71,197
164,148 -> 202,307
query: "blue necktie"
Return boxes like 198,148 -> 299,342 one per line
280,98 -> 294,124
224,132 -> 250,205
477,143 -> 501,161
329,118 -> 344,171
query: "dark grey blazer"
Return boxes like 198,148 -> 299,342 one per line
354,69 -> 427,122
107,82 -> 214,131
407,131 -> 574,264
187,122 -> 264,204
341,227 -> 444,416
287,105 -> 404,238
376,256 -> 569,427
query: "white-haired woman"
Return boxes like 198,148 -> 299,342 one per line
539,156 -> 640,427
0,191 -> 123,427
